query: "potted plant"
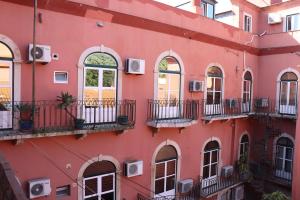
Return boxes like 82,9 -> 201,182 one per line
0,102 -> 8,111
262,191 -> 289,200
237,153 -> 250,181
16,103 -> 34,131
57,92 -> 85,129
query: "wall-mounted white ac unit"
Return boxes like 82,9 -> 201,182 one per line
189,80 -> 204,92
177,179 -> 193,193
124,160 -> 143,177
268,13 -> 282,24
28,178 -> 51,199
28,44 -> 52,63
233,185 -> 244,200
126,58 -> 145,74
221,165 -> 234,178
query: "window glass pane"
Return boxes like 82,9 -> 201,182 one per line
285,161 -> 292,172
286,148 -> 293,160
102,175 -> 114,192
155,179 -> 165,194
85,53 -> 117,67
0,43 -> 12,58
207,77 -> 214,91
275,159 -> 283,170
206,3 -> 214,19
214,92 -> 221,104
215,78 -> 222,91
204,152 -> 210,165
155,163 -> 165,178
289,82 -> 297,106
103,70 -> 115,88
85,69 -> 99,87
84,88 -> 99,100
280,82 -> 288,105
102,89 -> 116,99
0,67 -> 9,85
166,176 -> 176,191
102,192 -> 114,200
85,197 -> 98,200
211,164 -> 217,176
54,72 -> 68,83
277,146 -> 284,158
287,16 -> 292,31
159,57 -> 180,72
207,92 -> 214,104
211,150 -> 218,163
167,160 -> 176,176
84,178 -> 98,196
203,166 -> 210,179
281,72 -> 297,81
207,66 -> 222,77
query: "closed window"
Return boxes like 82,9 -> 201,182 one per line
244,14 -> 252,32
286,13 -> 300,32
239,135 -> 249,159
201,0 -> 215,19
242,71 -> 252,113
279,72 -> 298,115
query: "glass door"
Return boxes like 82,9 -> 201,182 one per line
279,81 -> 297,115
275,145 -> 293,180
206,77 -> 222,115
202,149 -> 219,188
242,79 -> 252,113
0,60 -> 12,129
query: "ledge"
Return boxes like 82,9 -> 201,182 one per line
201,114 -> 249,123
147,119 -> 198,128
250,113 -> 297,120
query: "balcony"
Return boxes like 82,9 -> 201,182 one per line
137,193 -> 195,200
147,99 -> 199,133
201,98 -> 250,123
252,98 -> 297,120
0,99 -> 136,141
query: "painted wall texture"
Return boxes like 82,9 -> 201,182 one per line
0,0 -> 299,200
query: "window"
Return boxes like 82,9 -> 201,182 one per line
244,14 -> 252,32
83,161 -> 116,200
54,71 -> 68,84
154,145 -> 177,198
279,72 -> 298,115
205,66 -> 223,115
242,71 -> 252,113
286,13 -> 300,32
84,52 -> 117,100
56,185 -> 71,197
239,135 -> 249,159
275,137 -> 294,180
202,141 -> 220,187
201,0 -> 215,19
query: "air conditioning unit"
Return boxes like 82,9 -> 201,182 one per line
221,165 -> 234,178
177,179 -> 193,193
28,44 -> 51,63
126,58 -> 145,74
189,80 -> 204,92
268,13 -> 282,24
28,178 -> 51,199
124,160 -> 143,177
233,186 -> 244,200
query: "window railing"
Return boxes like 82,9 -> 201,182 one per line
202,98 -> 249,117
147,99 -> 199,122
0,99 -> 136,134
137,193 -> 197,200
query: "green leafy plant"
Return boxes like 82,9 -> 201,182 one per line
16,103 -> 35,120
238,153 -> 249,174
262,191 -> 289,200
57,92 -> 85,129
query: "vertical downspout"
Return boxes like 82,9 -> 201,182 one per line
230,119 -> 237,164
32,0 -> 37,133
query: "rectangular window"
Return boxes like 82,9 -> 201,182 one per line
54,71 -> 68,84
244,14 -> 252,32
56,185 -> 71,197
286,13 -> 300,32
201,1 -> 215,19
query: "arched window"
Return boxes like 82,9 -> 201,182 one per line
242,71 -> 252,113
157,56 -> 181,101
83,52 -> 118,100
205,66 -> 223,115
279,72 -> 298,115
154,145 -> 178,198
202,141 -> 220,187
239,134 -> 249,159
0,42 -> 13,129
275,137 -> 294,180
83,161 -> 116,200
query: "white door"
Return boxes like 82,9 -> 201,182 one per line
242,79 -> 251,113
83,67 -> 117,123
275,145 -> 293,180
202,149 -> 219,188
205,77 -> 223,115
0,60 -> 12,129
154,159 -> 177,198
83,173 -> 115,200
279,81 -> 297,115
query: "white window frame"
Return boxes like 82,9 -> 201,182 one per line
154,159 -> 177,197
243,13 -> 252,32
83,172 -> 115,200
53,71 -> 68,84
239,135 -> 249,159
286,13 -> 300,32
202,147 -> 219,188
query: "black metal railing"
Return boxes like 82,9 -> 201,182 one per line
202,98 -> 249,117
0,99 -> 136,134
253,98 -> 297,117
195,173 -> 241,197
147,99 -> 199,121
137,193 -> 196,200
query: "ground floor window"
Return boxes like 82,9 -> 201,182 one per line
202,141 -> 220,187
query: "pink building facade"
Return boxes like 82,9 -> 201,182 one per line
0,0 -> 299,199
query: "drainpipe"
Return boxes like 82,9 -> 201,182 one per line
230,120 -> 236,164
32,0 -> 37,133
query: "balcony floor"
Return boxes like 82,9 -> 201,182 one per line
147,118 -> 198,128
201,114 -> 249,123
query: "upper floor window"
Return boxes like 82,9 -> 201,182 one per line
279,72 -> 298,115
201,0 -> 216,19
244,14 -> 252,32
242,71 -> 252,113
239,134 -> 249,159
286,13 -> 300,32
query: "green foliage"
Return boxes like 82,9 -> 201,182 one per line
56,92 -> 76,109
84,53 -> 117,66
262,191 -> 289,200
159,58 -> 168,71
103,70 -> 115,87
85,69 -> 99,87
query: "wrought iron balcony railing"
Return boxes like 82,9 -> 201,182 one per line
147,99 -> 199,122
0,99 -> 136,136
